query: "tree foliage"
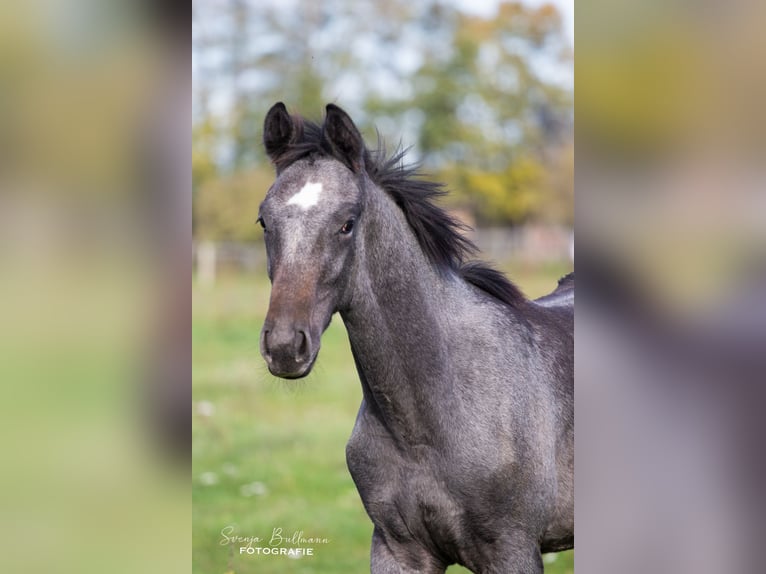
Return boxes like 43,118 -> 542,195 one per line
192,0 -> 573,238
194,168 -> 272,242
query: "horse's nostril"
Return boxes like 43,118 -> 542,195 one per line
296,330 -> 309,361
262,330 -> 271,359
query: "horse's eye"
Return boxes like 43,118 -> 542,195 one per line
256,216 -> 266,230
340,219 -> 355,235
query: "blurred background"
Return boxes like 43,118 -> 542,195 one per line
192,1 -> 573,573
192,0 -> 574,271
4,0 -> 762,573
0,2 -> 189,574
577,1 -> 766,574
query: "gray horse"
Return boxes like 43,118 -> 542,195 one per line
258,102 -> 573,573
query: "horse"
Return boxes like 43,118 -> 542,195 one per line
257,102 -> 573,573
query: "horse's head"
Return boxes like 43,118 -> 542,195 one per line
258,103 -> 367,378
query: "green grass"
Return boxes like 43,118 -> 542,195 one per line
193,262 -> 573,574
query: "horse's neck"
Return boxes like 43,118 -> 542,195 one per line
340,187 -> 460,446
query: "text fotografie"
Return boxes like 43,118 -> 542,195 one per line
220,525 -> 330,557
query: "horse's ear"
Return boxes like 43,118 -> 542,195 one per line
263,102 -> 294,163
324,104 -> 366,172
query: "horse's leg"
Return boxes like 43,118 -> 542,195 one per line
370,528 -> 446,574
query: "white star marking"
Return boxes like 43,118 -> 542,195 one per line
287,182 -> 323,210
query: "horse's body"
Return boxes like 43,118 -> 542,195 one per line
258,103 -> 573,573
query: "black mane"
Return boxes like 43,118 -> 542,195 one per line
270,115 -> 526,308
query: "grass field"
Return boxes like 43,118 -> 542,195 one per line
193,261 -> 574,573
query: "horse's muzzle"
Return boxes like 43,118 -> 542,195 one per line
260,321 -> 318,379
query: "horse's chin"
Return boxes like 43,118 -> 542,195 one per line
268,354 -> 318,380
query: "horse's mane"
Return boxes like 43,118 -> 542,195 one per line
272,115 -> 526,308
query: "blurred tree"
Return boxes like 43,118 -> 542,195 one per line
369,2 -> 572,225
192,116 -> 218,192
192,0 -> 573,236
191,114 -> 219,237
544,139 -> 574,226
194,168 -> 272,242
